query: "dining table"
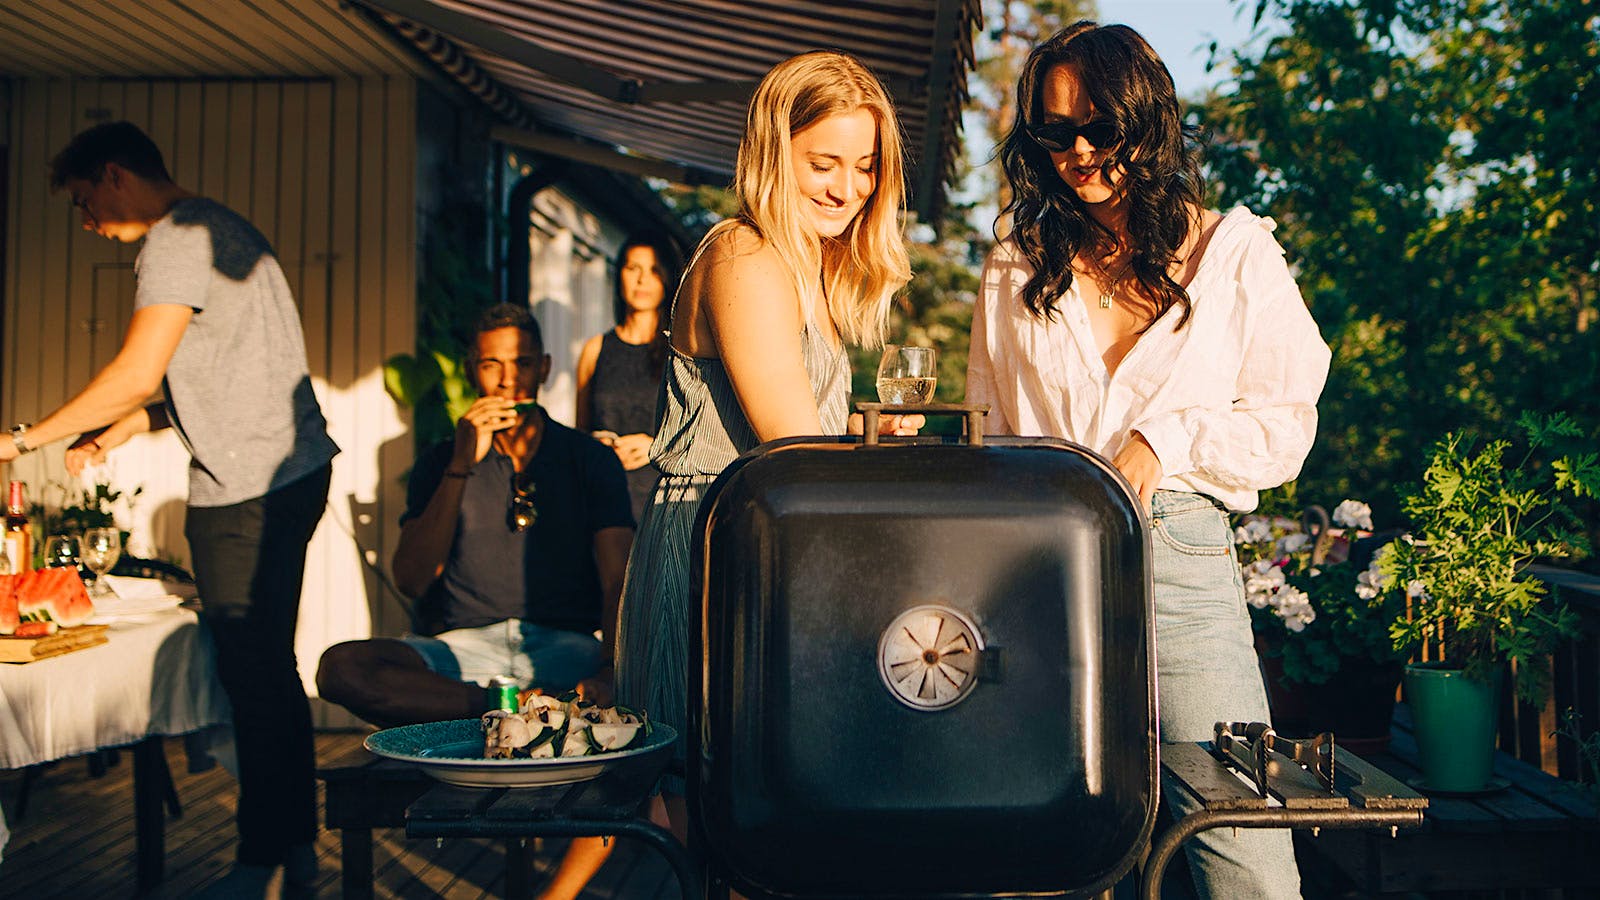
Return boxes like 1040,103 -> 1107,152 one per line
0,596 -> 233,887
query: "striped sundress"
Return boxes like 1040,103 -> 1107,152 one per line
614,329 -> 850,791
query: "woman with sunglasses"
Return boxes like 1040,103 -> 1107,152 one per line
614,50 -> 919,845
968,21 -> 1329,899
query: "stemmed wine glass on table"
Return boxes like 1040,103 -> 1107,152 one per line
43,534 -> 81,572
80,527 -> 123,599
875,345 -> 937,405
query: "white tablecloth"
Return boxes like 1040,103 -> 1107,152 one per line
0,608 -> 233,860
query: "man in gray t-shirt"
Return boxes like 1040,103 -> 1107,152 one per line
2,121 -> 337,897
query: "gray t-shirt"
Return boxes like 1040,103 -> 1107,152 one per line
135,197 -> 339,507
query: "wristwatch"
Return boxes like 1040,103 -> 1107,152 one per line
8,423 -> 30,455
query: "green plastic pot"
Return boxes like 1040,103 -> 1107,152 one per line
1403,662 -> 1502,793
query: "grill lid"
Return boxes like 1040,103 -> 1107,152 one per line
691,426 -> 1158,899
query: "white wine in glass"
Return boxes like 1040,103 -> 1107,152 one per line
876,345 -> 937,405
81,527 -> 122,599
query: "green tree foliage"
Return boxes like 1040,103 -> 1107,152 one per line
1198,0 -> 1600,546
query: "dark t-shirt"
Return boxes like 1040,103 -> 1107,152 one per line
587,330 -> 663,521
402,413 -> 634,634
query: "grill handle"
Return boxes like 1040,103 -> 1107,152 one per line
856,402 -> 990,447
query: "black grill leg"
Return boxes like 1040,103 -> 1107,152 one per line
340,829 -> 374,900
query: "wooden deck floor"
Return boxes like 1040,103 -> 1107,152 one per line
0,731 -> 679,899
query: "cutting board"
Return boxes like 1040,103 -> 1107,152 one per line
0,625 -> 110,663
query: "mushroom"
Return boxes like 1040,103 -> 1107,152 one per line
481,709 -> 536,759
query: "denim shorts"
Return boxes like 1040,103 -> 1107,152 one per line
401,619 -> 604,691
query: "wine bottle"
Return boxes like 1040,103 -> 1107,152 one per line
4,480 -> 32,574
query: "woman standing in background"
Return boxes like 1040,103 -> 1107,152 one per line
576,233 -> 681,521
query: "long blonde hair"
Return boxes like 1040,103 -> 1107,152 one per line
704,50 -> 911,348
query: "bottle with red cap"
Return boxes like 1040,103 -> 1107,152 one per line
4,480 -> 32,574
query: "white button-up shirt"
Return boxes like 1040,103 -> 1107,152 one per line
967,207 -> 1331,513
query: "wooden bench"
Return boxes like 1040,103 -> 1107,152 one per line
1303,707 -> 1600,893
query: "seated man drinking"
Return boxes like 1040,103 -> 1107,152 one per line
318,303 -> 633,900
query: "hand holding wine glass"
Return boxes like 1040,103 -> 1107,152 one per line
876,345 -> 937,406
81,527 -> 123,599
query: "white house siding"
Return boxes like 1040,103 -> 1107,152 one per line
526,186 -> 626,428
0,77 -> 416,724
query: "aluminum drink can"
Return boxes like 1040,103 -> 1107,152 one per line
488,675 -> 520,712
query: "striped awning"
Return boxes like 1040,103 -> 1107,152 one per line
352,0 -> 980,223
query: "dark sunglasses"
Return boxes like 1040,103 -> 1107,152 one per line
509,481 -> 537,532
1028,119 -> 1120,152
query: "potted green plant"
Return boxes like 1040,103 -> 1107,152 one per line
1238,495 -> 1409,748
1379,412 -> 1597,793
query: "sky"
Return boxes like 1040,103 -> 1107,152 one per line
1098,0 -> 1264,99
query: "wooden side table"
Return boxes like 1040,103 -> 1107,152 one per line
321,749 -> 698,900
1302,715 -> 1600,893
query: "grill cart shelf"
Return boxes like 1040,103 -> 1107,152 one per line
1149,737 -> 1429,900
321,752 -> 698,900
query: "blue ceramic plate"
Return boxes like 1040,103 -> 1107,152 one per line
364,719 -> 677,788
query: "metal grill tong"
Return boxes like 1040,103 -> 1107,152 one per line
1213,721 -> 1338,796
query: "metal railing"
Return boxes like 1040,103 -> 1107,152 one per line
1515,566 -> 1600,785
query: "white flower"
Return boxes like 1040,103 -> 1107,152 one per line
1354,558 -> 1391,600
1236,518 -> 1274,543
1269,583 -> 1308,611
1272,585 -> 1316,631
1332,499 -> 1374,531
1243,562 -> 1286,601
1406,580 -> 1429,600
1278,532 -> 1311,555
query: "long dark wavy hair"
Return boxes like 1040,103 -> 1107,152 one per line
998,21 -> 1205,326
612,231 -> 682,377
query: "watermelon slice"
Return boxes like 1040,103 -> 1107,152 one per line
14,567 -> 95,628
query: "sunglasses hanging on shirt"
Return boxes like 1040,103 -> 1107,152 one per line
509,470 -> 537,532
1028,119 -> 1120,153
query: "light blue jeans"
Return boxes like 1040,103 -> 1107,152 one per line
1151,491 -> 1302,900
401,618 -> 604,691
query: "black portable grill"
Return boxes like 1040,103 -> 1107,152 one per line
688,406 -> 1158,899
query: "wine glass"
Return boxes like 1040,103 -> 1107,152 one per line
875,345 -> 937,405
44,534 -> 81,572
81,528 -> 123,599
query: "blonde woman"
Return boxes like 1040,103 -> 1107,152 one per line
614,50 -> 917,839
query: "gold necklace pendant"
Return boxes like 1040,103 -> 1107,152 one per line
1098,291 -> 1113,309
